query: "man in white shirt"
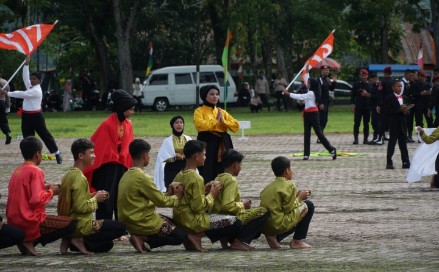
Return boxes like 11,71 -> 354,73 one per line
8,56 -> 62,164
0,73 -> 12,144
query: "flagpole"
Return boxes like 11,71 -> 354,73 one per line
286,65 -> 307,90
1,59 -> 26,91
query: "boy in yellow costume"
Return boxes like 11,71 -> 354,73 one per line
58,138 -> 126,254
260,156 -> 314,249
210,149 -> 268,248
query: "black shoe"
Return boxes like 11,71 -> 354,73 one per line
316,139 -> 321,143
407,137 -> 415,143
353,139 -> 359,145
402,162 -> 411,169
363,139 -> 368,144
303,156 -> 309,161
55,154 -> 63,164
386,165 -> 394,169
330,148 -> 337,160
5,135 -> 11,145
383,136 -> 389,141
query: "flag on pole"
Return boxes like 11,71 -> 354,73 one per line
0,22 -> 57,55
237,45 -> 243,79
301,30 -> 335,87
221,29 -> 232,108
417,43 -> 423,69
146,41 -> 153,76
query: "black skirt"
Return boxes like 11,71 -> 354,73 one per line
164,159 -> 186,188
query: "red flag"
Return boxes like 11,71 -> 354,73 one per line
301,30 -> 335,87
0,22 -> 57,56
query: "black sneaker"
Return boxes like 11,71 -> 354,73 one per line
5,135 -> 11,145
353,140 -> 359,144
402,162 -> 411,169
303,156 -> 309,161
330,148 -> 337,160
55,154 -> 63,164
386,165 -> 394,169
407,137 -> 415,143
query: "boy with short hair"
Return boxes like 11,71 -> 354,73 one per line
172,140 -> 249,251
260,156 -> 314,249
210,149 -> 268,248
6,136 -> 75,255
118,139 -> 190,253
58,138 -> 126,254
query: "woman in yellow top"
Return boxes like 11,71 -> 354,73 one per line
194,85 -> 239,184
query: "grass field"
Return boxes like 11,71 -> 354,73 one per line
5,105 -> 354,138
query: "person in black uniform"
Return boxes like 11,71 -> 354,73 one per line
412,70 -> 433,130
401,69 -> 416,142
350,69 -> 371,144
374,66 -> 394,145
317,65 -> 336,142
385,80 -> 410,169
368,74 -> 380,143
428,75 -> 439,127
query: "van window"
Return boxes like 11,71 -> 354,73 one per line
149,74 -> 168,85
215,72 -> 230,87
175,73 -> 193,84
193,72 -> 217,84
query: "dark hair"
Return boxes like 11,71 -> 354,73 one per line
129,139 -> 151,160
71,138 -> 94,161
20,136 -> 43,160
392,80 -> 402,87
221,149 -> 244,168
271,156 -> 291,177
183,140 -> 206,158
30,72 -> 41,81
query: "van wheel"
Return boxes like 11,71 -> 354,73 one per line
153,98 -> 168,111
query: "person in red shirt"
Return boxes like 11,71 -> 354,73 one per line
6,136 -> 76,255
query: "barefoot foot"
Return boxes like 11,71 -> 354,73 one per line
22,241 -> 38,256
229,239 -> 251,251
129,235 -> 148,253
60,238 -> 70,255
71,238 -> 93,255
289,239 -> 312,249
186,233 -> 207,252
265,235 -> 281,249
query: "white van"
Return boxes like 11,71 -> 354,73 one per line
140,65 -> 237,111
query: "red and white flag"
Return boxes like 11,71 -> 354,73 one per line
301,30 -> 335,87
417,43 -> 423,69
0,22 -> 57,55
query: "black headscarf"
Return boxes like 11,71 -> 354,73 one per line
170,115 -> 185,137
111,90 -> 137,122
200,85 -> 220,108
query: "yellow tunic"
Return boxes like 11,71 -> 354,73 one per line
117,167 -> 179,236
193,105 -> 240,133
210,173 -> 267,224
421,127 -> 439,144
57,168 -> 98,238
260,177 -> 304,235
172,169 -> 214,233
165,135 -> 187,163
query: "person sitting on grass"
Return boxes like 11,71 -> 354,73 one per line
57,138 -> 126,255
6,136 -> 76,256
260,156 -> 314,249
172,140 -> 249,251
118,139 -> 195,253
210,149 -> 269,249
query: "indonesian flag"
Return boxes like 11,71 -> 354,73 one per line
301,30 -> 335,87
417,43 -> 423,69
222,30 -> 233,83
0,22 -> 57,55
146,41 -> 153,76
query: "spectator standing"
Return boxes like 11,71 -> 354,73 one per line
132,77 -> 143,113
274,73 -> 289,112
62,79 -> 73,112
350,69 -> 371,144
413,70 -> 433,130
255,71 -> 270,112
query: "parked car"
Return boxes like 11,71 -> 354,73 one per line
140,65 -> 237,111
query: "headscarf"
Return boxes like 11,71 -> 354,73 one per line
200,85 -> 220,108
170,115 -> 185,137
111,90 -> 137,122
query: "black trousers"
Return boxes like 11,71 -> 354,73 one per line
370,106 -> 379,139
415,107 -> 433,128
303,111 -> 334,156
205,219 -> 242,243
236,212 -> 269,244
318,104 -> 329,132
37,220 -> 76,246
133,96 -> 142,113
378,112 -> 390,138
353,107 -> 370,139
78,220 -> 126,253
0,224 -> 25,249
433,154 -> 439,187
21,112 -> 58,153
197,134 -> 224,184
0,100 -> 10,136
259,93 -> 270,111
147,226 -> 186,249
434,113 -> 439,128
275,91 -> 288,111
92,163 -> 127,220
407,109 -> 415,137
386,117 -> 410,165
277,200 -> 315,241
164,160 -> 186,188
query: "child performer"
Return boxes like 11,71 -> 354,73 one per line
57,138 -> 126,254
6,137 -> 76,255
260,156 -> 314,249
385,81 -> 410,169
172,140 -> 248,251
283,79 -> 336,160
210,149 -> 269,248
118,139 -> 196,253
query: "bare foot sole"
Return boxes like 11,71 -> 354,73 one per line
229,240 -> 251,251
289,240 -> 312,249
129,235 -> 148,253
71,238 -> 93,255
22,241 -> 38,256
60,238 -> 70,255
186,233 -> 207,252
114,235 -> 130,242
265,235 -> 281,249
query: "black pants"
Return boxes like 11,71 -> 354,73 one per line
319,104 -> 329,132
275,91 -> 288,111
250,104 -> 262,113
433,154 -> 439,187
37,220 -> 76,246
370,105 -> 379,139
236,212 -> 269,244
415,107 -> 433,128
277,200 -> 315,241
133,96 -> 142,113
83,220 -> 126,253
386,117 -> 410,165
407,109 -> 415,138
197,134 -> 225,184
92,163 -> 127,220
164,160 -> 186,188
21,112 -> 58,153
304,111 -> 334,156
353,107 -> 370,140
0,100 -> 10,137
378,112 -> 390,138
259,93 -> 270,111
205,219 -> 242,243
147,226 -> 186,249
0,224 -> 24,249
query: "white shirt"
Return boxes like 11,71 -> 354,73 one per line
8,65 -> 42,111
289,91 -> 317,109
394,92 -> 403,105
